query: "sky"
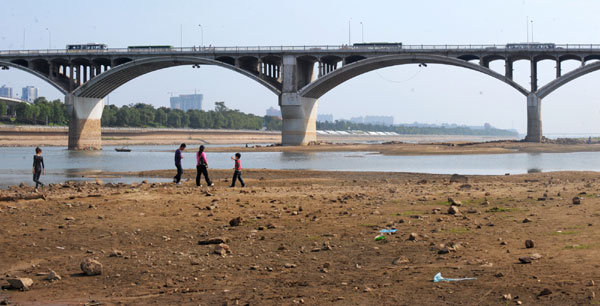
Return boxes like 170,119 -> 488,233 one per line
1,0 -> 600,134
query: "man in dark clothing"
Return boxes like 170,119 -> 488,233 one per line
32,147 -> 45,188
173,143 -> 186,184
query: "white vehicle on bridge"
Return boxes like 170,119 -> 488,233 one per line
353,42 -> 403,49
127,45 -> 173,51
506,43 -> 556,49
66,43 -> 108,51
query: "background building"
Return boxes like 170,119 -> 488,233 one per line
364,115 -> 393,126
317,114 -> 333,123
21,86 -> 38,102
0,85 -> 12,98
265,106 -> 281,118
170,94 -> 203,111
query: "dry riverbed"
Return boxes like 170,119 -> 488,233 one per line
1,169 -> 600,304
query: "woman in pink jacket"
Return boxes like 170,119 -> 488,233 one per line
196,145 -> 214,187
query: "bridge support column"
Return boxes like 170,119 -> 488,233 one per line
66,94 -> 104,150
279,92 -> 318,146
524,93 -> 542,142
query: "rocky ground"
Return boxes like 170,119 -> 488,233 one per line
1,169 -> 600,305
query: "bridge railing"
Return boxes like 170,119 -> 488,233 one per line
3,44 -> 600,55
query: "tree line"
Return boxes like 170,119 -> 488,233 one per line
316,120 -> 518,136
0,97 -> 517,136
101,102 -> 282,130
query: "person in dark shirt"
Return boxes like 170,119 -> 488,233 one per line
173,143 -> 186,185
196,145 -> 214,187
32,147 -> 45,188
230,152 -> 245,187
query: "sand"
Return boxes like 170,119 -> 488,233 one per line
1,168 -> 600,305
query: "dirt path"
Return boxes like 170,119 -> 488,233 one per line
1,169 -> 599,305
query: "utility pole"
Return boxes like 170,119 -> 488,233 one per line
360,22 -> 364,42
348,18 -> 352,45
526,16 -> 529,43
531,20 -> 534,42
46,28 -> 51,49
198,24 -> 204,47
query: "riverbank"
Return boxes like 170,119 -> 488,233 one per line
1,169 -> 599,305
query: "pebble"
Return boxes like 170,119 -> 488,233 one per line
522,218 -> 532,223
448,206 -> 460,215
80,258 -> 103,275
538,288 -> 552,296
229,217 -> 243,227
573,197 -> 581,205
214,243 -> 231,255
408,233 -> 418,241
7,278 -> 33,290
525,239 -> 535,248
47,270 -> 61,281
284,263 -> 297,268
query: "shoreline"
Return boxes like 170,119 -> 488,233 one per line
2,125 -> 600,156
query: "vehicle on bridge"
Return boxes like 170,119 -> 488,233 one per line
506,43 -> 556,49
127,45 -> 173,51
66,43 -> 108,51
353,42 -> 403,49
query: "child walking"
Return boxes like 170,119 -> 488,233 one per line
230,152 -> 245,187
32,147 -> 45,188
196,145 -> 214,187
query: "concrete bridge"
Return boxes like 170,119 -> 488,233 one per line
2,43 -> 600,149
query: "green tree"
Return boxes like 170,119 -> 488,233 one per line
0,101 -> 6,117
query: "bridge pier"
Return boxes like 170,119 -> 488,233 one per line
524,93 -> 542,142
66,94 -> 104,150
279,93 -> 318,146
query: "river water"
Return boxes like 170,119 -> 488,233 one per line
0,145 -> 598,187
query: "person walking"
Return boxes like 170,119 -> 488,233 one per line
32,147 -> 45,189
173,143 -> 186,185
230,152 -> 245,187
196,145 -> 214,187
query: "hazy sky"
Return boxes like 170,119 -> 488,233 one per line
1,0 -> 600,134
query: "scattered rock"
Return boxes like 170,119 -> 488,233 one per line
518,256 -> 532,264
573,197 -> 582,205
448,197 -> 462,206
522,218 -> 533,223
408,233 -> 418,241
109,249 -> 123,257
448,206 -> 460,215
503,293 -> 512,300
392,257 -> 409,265
198,237 -> 230,245
450,174 -> 468,183
214,243 -> 231,255
80,258 -> 103,275
588,280 -> 595,287
95,178 -> 104,185
284,263 -> 297,268
538,288 -> 552,296
47,270 -> 61,281
7,278 -> 33,290
229,217 -> 243,227
525,239 -> 535,248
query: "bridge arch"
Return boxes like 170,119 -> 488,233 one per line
0,60 -> 68,95
73,56 -> 282,98
298,54 -> 529,99
537,61 -> 600,99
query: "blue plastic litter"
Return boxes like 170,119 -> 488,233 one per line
379,229 -> 397,234
433,272 -> 477,282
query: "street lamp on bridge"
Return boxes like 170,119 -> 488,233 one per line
45,28 -> 51,49
198,24 -> 204,48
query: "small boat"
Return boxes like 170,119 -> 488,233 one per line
115,147 -> 131,152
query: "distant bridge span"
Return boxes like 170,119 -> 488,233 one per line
2,44 -> 600,149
